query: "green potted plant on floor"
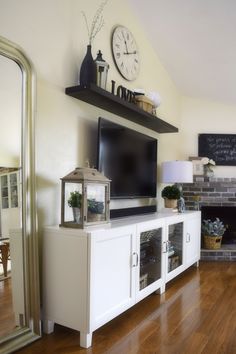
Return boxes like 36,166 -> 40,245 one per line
202,218 -> 226,249
161,185 -> 181,208
68,191 -> 82,223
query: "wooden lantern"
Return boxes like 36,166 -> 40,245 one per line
60,167 -> 110,228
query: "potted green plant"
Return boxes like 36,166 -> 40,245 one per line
87,198 -> 104,222
202,218 -> 226,249
68,191 -> 82,223
161,185 -> 181,208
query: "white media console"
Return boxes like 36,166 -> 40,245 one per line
43,210 -> 201,348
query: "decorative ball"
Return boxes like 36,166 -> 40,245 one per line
147,91 -> 161,108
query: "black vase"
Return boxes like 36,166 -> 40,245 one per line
79,45 -> 96,87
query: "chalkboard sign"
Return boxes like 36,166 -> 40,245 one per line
198,134 -> 236,166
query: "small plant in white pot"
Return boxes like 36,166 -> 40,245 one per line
161,185 -> 181,209
68,191 -> 82,223
202,218 -> 226,249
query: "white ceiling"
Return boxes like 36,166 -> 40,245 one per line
128,0 -> 236,105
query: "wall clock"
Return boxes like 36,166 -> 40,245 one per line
111,25 -> 140,81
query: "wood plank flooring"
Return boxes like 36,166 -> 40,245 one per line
16,262 -> 236,353
0,278 -> 15,338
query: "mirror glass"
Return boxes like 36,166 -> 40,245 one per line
0,54 -> 25,338
0,36 -> 40,352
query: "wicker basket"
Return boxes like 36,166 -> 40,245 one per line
203,235 -> 222,249
134,95 -> 154,114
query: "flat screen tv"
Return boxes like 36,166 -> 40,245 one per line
97,118 -> 157,199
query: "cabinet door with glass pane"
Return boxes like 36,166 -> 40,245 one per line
0,171 -> 19,209
136,219 -> 165,302
9,172 -> 19,208
166,217 -> 185,282
1,175 -> 9,209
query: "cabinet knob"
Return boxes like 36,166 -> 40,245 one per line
186,233 -> 191,243
132,252 -> 139,267
163,241 -> 168,253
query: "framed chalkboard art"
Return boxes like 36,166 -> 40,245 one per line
198,134 -> 236,166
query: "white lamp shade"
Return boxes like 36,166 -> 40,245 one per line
162,161 -> 193,183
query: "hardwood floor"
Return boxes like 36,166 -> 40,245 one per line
0,278 -> 15,337
16,262 -> 236,354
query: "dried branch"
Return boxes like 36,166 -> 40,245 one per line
82,0 -> 108,45
90,16 -> 105,43
81,11 -> 90,40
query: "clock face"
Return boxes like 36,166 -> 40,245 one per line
111,26 -> 140,81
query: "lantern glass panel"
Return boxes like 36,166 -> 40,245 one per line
87,184 -> 106,223
64,182 -> 83,224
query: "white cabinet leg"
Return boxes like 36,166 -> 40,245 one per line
160,284 -> 166,294
194,261 -> 200,268
43,319 -> 55,334
155,284 -> 166,295
80,332 -> 93,348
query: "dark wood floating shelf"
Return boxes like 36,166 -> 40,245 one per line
65,84 -> 178,134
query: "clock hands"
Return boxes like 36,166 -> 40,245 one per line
121,30 -> 137,55
121,31 -> 129,54
121,31 -> 137,55
123,51 -> 137,55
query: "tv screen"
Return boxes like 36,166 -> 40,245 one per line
97,118 -> 157,198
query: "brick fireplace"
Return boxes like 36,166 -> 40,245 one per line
183,176 -> 236,261
183,176 -> 236,210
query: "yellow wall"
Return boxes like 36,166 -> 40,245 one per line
0,0 -> 181,230
0,55 -> 21,167
1,0 -> 235,236
180,96 -> 236,177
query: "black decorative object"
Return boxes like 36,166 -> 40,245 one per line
79,45 -> 96,87
111,80 -> 135,103
80,2 -> 109,87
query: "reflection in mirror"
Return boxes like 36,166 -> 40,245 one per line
0,55 -> 24,339
0,35 -> 40,354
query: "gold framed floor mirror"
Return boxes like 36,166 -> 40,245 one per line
0,35 -> 41,353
